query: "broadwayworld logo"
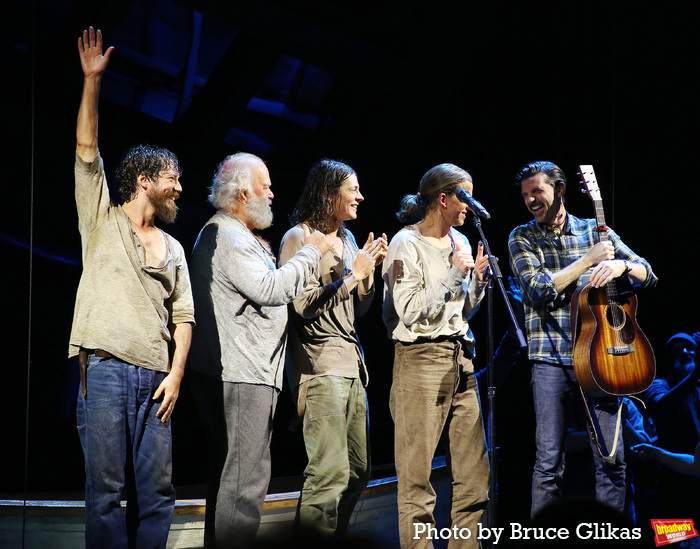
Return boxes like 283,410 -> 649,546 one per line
651,519 -> 698,546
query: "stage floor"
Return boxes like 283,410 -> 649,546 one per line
0,459 -> 453,548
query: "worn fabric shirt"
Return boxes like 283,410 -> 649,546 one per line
188,211 -> 322,389
279,224 -> 373,390
382,224 -> 486,355
508,213 -> 657,366
69,152 -> 195,372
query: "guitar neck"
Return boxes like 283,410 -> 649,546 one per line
593,199 -> 609,241
591,197 -> 619,302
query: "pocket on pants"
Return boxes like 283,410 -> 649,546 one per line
80,357 -> 126,433
305,377 -> 348,420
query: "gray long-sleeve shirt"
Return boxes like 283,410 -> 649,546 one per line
188,210 -> 322,388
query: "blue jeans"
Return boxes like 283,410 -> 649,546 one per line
531,362 -> 626,517
76,355 -> 174,549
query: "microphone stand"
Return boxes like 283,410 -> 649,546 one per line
471,212 -> 526,546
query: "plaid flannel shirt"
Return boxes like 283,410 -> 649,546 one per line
508,213 -> 657,366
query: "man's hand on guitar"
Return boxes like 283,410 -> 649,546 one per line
583,241 -> 615,287
584,241 -> 614,268
589,259 -> 628,288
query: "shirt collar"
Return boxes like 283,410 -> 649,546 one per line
534,212 -> 583,237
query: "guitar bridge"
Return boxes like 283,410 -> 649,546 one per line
607,345 -> 633,355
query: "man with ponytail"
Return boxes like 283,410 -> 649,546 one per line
382,163 -> 490,549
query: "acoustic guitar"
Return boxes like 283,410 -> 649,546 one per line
570,165 -> 655,397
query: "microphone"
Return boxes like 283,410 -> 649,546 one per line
455,188 -> 491,219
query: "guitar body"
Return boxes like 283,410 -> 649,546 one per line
571,165 -> 656,397
572,283 -> 656,397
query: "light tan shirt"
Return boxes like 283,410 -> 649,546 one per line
68,152 -> 195,372
382,224 -> 485,352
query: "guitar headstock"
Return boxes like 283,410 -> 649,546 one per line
578,165 -> 602,202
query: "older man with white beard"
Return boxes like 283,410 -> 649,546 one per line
187,152 -> 332,548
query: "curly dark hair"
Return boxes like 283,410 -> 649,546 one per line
114,144 -> 181,204
290,159 -> 356,235
396,163 -> 472,225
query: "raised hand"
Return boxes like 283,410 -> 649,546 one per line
302,223 -> 332,255
353,248 -> 378,282
78,27 -> 114,78
473,242 -> 490,282
452,239 -> 475,275
76,27 -> 114,159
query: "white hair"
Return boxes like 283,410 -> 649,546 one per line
208,152 -> 264,210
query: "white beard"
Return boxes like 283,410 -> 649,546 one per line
247,194 -> 273,229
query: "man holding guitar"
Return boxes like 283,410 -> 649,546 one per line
507,161 -> 657,518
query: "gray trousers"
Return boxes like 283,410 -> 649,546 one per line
191,371 -> 278,549
390,340 -> 489,549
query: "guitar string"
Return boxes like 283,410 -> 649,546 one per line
596,199 -> 624,352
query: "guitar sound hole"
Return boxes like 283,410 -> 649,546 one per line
604,304 -> 627,330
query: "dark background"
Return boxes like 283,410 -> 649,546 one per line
1,0 -> 695,530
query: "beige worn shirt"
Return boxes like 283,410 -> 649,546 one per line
68,152 -> 195,372
279,224 -> 373,389
382,224 -> 485,352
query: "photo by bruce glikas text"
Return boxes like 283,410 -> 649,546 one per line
413,522 -> 642,544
